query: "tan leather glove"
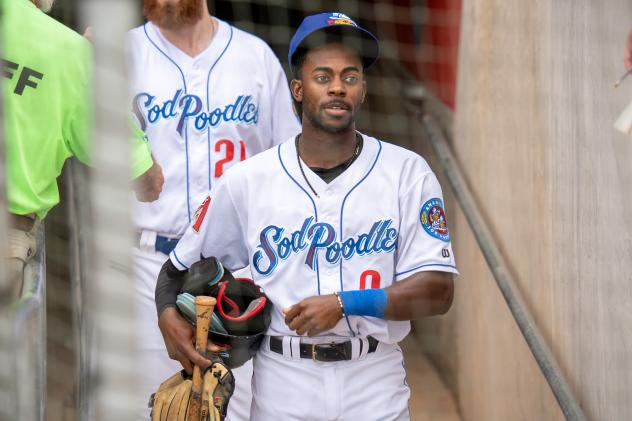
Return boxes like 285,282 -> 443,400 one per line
149,357 -> 235,421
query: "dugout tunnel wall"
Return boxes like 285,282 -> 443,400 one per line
414,1 -> 632,420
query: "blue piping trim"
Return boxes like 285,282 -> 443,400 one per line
171,250 -> 189,270
143,24 -> 189,93
395,263 -> 457,277
396,347 -> 410,387
143,23 -> 192,221
206,25 -> 234,190
277,144 -> 321,295
185,135 -> 191,221
339,137 -> 383,336
315,260 -> 321,296
207,125 -> 211,190
277,144 -> 318,220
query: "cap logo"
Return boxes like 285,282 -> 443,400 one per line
327,13 -> 357,27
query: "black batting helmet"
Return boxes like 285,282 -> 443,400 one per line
209,278 -> 272,368
177,257 -> 272,368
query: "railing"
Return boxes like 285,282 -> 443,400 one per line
66,160 -> 92,421
10,223 -> 47,421
405,86 -> 587,421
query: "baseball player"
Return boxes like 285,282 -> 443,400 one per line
127,0 -> 299,419
157,12 -> 457,420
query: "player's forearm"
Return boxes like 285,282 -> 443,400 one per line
337,271 -> 453,321
155,258 -> 187,316
383,271 -> 454,320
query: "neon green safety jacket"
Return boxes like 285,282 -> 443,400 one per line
2,0 -> 153,219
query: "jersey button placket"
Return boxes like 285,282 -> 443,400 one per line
318,196 -> 340,287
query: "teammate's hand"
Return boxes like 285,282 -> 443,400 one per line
158,307 -> 214,374
133,159 -> 164,202
83,26 -> 93,41
626,27 -> 632,70
283,294 -> 343,337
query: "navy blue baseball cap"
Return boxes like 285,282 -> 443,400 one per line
288,12 -> 380,72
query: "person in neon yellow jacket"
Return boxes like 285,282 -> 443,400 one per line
2,0 -> 164,300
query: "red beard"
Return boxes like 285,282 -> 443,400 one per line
143,0 -> 203,28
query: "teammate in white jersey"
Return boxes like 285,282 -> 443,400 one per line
127,0 -> 299,419
157,12 -> 457,420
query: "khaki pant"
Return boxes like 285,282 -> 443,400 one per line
5,218 -> 39,301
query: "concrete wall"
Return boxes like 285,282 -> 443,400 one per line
431,1 -> 632,420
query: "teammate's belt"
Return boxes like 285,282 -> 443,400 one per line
269,336 -> 378,362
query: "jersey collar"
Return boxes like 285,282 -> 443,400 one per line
145,18 -> 231,67
280,132 -> 381,200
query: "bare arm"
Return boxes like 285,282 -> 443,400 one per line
285,270 -> 454,336
384,270 -> 454,320
133,156 -> 164,202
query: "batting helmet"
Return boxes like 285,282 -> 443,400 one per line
209,278 -> 272,368
176,274 -> 271,369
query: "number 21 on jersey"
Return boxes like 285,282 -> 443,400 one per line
215,139 -> 246,178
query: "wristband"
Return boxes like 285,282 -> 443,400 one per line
333,292 -> 346,317
338,289 -> 387,318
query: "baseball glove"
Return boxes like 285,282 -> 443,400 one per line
149,357 -> 235,421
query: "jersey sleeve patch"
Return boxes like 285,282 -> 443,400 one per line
192,196 -> 211,232
420,198 -> 450,242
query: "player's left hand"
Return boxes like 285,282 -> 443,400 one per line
284,294 -> 343,336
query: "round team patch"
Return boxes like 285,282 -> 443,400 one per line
420,198 -> 450,242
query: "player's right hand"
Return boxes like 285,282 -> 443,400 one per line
158,307 -> 213,374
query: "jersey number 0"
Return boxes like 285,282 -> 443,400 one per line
359,270 -> 381,289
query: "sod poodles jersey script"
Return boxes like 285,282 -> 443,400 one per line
171,135 -> 458,343
127,19 -> 299,236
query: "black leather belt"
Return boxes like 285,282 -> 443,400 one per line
269,336 -> 379,362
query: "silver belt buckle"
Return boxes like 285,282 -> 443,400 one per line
311,342 -> 339,362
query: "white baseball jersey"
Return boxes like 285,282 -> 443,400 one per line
126,19 -> 299,421
171,133 -> 458,344
127,19 -> 300,236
